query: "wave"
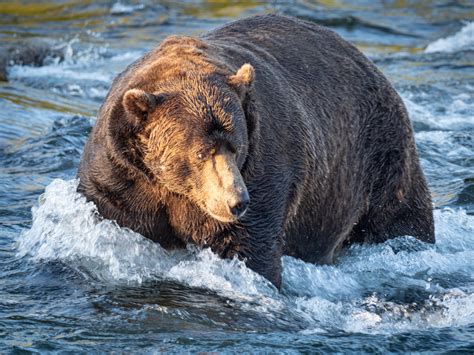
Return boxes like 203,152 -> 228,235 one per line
110,2 -> 145,15
425,22 -> 474,53
6,40 -> 142,100
402,92 -> 474,131
16,179 -> 474,334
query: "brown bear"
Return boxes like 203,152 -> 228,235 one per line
77,14 -> 435,288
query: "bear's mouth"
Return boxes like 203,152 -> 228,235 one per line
202,202 -> 248,223
206,209 -> 242,223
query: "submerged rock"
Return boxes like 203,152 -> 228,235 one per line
0,40 -> 64,81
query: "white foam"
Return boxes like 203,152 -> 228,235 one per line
297,288 -> 474,334
17,179 -> 276,298
402,92 -> 474,131
9,65 -> 111,82
17,179 -> 172,284
425,22 -> 474,53
16,179 -> 474,334
110,2 -> 144,15
7,41 -> 142,85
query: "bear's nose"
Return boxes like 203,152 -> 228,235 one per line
227,192 -> 250,218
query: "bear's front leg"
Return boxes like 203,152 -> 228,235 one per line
210,217 -> 284,289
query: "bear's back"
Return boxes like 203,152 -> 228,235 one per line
204,14 -> 383,84
203,14 -> 391,122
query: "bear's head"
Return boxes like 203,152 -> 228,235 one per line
112,63 -> 256,223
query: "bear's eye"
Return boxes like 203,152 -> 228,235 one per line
197,151 -> 208,161
197,147 -> 215,161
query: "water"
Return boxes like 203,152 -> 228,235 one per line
1,1 -> 473,352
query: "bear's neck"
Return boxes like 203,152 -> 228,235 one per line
162,191 -> 230,246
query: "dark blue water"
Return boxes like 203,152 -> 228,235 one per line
1,1 -> 473,352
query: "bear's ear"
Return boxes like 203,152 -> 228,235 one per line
228,63 -> 255,97
123,89 -> 163,126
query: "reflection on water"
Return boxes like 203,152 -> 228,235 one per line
0,0 -> 473,352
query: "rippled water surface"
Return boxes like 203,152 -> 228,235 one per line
1,1 -> 473,352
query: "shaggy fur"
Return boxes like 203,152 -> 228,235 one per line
77,14 -> 435,288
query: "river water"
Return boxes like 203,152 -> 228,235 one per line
1,1 -> 473,352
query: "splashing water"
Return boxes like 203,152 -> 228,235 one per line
16,179 -> 474,336
425,22 -> 474,53
17,180 -> 276,296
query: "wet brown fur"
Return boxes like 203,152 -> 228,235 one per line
78,14 -> 435,288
